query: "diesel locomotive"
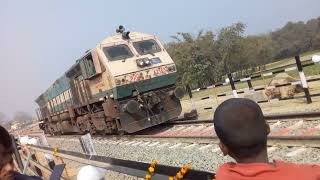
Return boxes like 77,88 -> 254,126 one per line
35,26 -> 184,135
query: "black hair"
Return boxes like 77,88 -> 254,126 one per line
0,126 -> 13,153
0,125 -> 14,180
213,98 -> 267,158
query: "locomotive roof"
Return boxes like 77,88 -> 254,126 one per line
98,32 -> 156,46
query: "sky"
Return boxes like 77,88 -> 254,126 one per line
0,0 -> 319,119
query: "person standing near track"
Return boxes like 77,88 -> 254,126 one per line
213,98 -> 320,180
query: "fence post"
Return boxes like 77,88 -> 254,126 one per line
295,55 -> 312,104
186,84 -> 192,99
246,76 -> 253,91
228,73 -> 239,98
10,135 -> 24,171
186,84 -> 196,110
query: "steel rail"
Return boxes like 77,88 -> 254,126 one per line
31,127 -> 320,149
27,110 -> 320,140
44,134 -> 319,148
170,111 -> 320,125
123,135 -> 320,148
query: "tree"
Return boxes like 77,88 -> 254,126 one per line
167,31 -> 218,88
238,35 -> 274,75
166,17 -> 320,89
271,17 -> 320,59
215,22 -> 246,74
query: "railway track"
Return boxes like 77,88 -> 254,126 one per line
23,121 -> 320,140
40,129 -> 319,175
91,135 -> 320,148
169,110 -> 320,124
23,116 -> 319,175
16,110 -> 320,135
17,110 -> 320,150
36,117 -> 320,148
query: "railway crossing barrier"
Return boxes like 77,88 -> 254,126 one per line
20,144 -> 215,180
184,55 -> 320,110
11,133 -> 215,180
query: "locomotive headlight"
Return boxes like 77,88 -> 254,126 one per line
139,61 -> 144,66
115,79 -> 122,86
136,58 -> 152,67
115,76 -> 127,86
136,59 -> 145,67
144,59 -> 151,65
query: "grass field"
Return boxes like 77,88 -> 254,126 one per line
182,50 -> 320,100
265,49 -> 320,70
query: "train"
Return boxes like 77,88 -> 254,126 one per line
35,26 -> 184,135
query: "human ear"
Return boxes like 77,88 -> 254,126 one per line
219,142 -> 229,156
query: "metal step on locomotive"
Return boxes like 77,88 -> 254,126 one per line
35,26 -> 184,135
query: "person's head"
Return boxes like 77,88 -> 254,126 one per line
213,98 -> 270,162
0,126 -> 14,179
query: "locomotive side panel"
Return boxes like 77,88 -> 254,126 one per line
85,50 -> 115,102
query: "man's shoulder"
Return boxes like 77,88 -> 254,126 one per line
275,160 -> 320,179
216,161 -> 320,180
275,160 -> 319,169
275,160 -> 320,172
215,162 -> 236,176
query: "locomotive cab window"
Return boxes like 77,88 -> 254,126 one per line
84,54 -> 96,78
133,39 -> 161,55
103,44 -> 133,61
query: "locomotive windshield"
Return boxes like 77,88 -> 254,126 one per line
133,39 -> 161,55
103,44 -> 134,61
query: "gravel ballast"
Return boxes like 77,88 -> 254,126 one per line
46,135 -> 320,174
